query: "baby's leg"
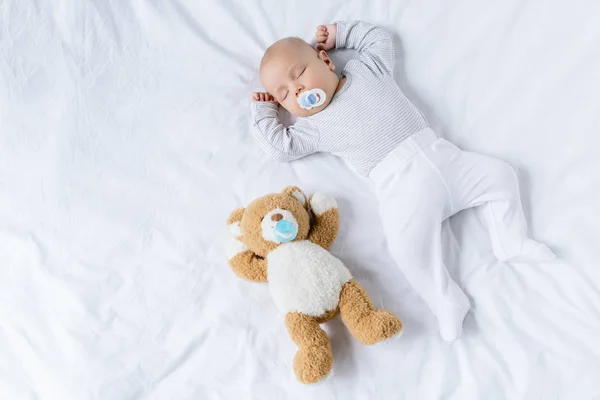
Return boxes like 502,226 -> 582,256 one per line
377,168 -> 470,341
450,149 -> 555,262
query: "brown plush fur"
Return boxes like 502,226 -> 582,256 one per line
313,308 -> 339,324
307,206 -> 339,250
282,186 -> 309,211
226,187 -> 403,384
226,208 -> 245,231
228,251 -> 267,282
285,312 -> 334,384
339,280 -> 403,345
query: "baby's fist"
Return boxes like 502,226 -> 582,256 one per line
316,24 -> 337,51
251,92 -> 279,105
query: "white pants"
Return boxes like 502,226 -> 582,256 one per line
370,128 -> 554,340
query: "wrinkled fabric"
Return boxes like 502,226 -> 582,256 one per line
1,1 -> 600,399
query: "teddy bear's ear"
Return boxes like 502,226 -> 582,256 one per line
282,186 -> 309,210
226,207 -> 245,238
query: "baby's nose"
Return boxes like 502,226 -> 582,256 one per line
295,86 -> 305,97
271,213 -> 283,222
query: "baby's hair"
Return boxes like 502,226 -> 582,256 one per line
260,37 -> 317,73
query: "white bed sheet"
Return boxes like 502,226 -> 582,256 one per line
1,0 -> 600,399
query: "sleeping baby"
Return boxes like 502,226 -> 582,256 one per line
250,20 -> 555,341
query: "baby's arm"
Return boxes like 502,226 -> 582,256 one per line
317,21 -> 394,76
250,93 -> 320,162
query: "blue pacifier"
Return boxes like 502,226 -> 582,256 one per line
298,88 -> 326,110
273,219 -> 298,243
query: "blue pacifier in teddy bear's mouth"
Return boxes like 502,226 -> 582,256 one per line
273,219 -> 298,243
298,88 -> 326,110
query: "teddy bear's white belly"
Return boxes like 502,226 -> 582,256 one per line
267,240 -> 352,317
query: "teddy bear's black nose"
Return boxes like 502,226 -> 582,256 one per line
271,213 -> 283,222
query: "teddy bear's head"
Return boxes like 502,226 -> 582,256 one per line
227,186 -> 311,258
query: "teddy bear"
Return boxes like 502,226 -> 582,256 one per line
225,186 -> 403,384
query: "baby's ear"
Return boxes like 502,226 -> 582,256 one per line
282,186 -> 309,210
318,50 -> 335,71
226,207 -> 245,238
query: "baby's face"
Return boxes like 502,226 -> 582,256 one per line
260,39 -> 339,117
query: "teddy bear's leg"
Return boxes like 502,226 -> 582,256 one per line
339,280 -> 403,345
284,312 -> 333,384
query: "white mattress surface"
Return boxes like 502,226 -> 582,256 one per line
1,1 -> 600,399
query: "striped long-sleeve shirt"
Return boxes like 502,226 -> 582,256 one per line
251,20 -> 429,176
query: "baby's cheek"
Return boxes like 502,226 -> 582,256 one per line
308,75 -> 326,90
280,100 -> 305,117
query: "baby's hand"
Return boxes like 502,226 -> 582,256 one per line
251,92 -> 279,105
316,24 -> 337,51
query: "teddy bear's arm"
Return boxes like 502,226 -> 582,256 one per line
226,237 -> 268,282
308,192 -> 340,250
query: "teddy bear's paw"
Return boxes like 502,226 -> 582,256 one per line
225,237 -> 248,260
310,192 -> 338,216
352,310 -> 403,345
293,346 -> 333,384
